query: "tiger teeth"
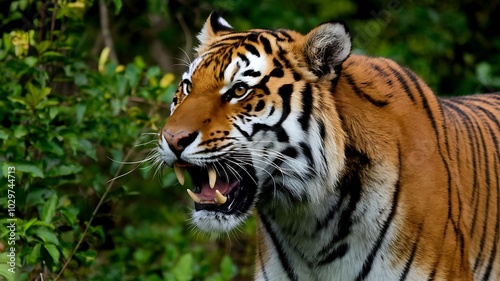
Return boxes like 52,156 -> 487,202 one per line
186,189 -> 201,203
208,167 -> 216,189
215,190 -> 227,204
174,163 -> 185,186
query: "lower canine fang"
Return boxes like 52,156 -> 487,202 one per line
187,189 -> 201,203
215,190 -> 227,204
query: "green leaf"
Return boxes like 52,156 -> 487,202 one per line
26,243 -> 42,264
24,56 -> 38,67
146,66 -> 161,79
125,64 -> 140,88
20,218 -> 54,235
74,73 -> 88,86
133,56 -> 146,70
25,82 -> 51,109
172,253 -> 193,281
36,41 -> 51,54
60,206 -> 79,225
0,129 -> 8,140
35,227 -> 59,245
13,125 -> 27,138
46,164 -> 83,177
220,255 -> 237,280
75,250 -> 97,266
14,162 -> 44,178
113,0 -> 123,14
476,62 -> 491,85
49,106 -> 59,119
18,0 -> 29,10
0,266 -> 15,281
41,193 -> 58,224
41,51 -> 64,59
76,104 -> 86,123
78,139 -> 97,160
43,243 -> 60,264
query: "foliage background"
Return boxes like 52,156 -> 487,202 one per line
0,0 -> 499,280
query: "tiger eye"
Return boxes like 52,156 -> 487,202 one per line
234,85 -> 246,97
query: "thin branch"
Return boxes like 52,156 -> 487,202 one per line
50,0 -> 58,42
98,0 -> 118,63
54,104 -> 159,280
39,0 -> 46,41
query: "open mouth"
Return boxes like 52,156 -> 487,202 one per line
173,160 -> 256,214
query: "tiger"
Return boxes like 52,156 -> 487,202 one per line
156,12 -> 500,281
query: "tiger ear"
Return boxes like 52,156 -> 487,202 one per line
303,21 -> 351,78
195,12 -> 234,55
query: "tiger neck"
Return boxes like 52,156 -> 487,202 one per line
259,144 -> 370,243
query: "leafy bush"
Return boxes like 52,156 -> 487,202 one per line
0,1 -> 250,280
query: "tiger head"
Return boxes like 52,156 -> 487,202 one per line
159,12 -> 350,233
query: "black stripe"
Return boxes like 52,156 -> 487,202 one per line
244,44 -> 260,57
317,147 -> 367,263
270,68 -> 284,78
281,146 -> 298,159
319,120 -> 326,141
443,99 -> 490,270
243,69 -> 261,77
344,73 -> 389,107
278,48 -> 292,68
299,142 -> 314,169
317,244 -> 348,266
260,36 -> 273,54
277,84 -> 293,123
481,154 -> 499,281
369,63 -> 389,77
457,106 -> 493,272
440,100 -> 470,264
257,238 -> 270,281
237,53 -> 250,66
276,30 -> 294,41
259,214 -> 298,281
255,75 -> 271,95
442,100 -> 480,210
400,222 -> 425,281
457,96 -> 500,107
233,123 -> 251,140
297,83 -> 313,132
386,65 -> 416,103
454,102 -> 491,271
449,95 -> 500,127
415,94 -> 456,277
401,67 -> 425,105
273,58 -> 282,68
477,113 -> 500,280
437,100 -> 463,257
255,100 -> 265,112
356,144 -> 402,281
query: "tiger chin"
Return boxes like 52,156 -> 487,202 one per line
157,12 -> 500,281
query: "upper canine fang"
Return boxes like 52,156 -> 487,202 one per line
208,167 -> 217,188
174,163 -> 185,185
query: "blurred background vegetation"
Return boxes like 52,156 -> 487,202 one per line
0,0 -> 499,280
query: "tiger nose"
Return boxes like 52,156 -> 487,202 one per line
162,129 -> 199,157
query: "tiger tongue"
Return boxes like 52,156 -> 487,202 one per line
198,180 -> 230,202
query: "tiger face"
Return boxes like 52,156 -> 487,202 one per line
158,13 -> 350,233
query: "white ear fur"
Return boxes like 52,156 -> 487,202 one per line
304,22 -> 351,77
195,12 -> 234,55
